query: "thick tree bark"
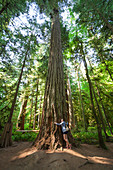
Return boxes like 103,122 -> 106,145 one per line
33,10 -> 77,150
20,114 -> 25,130
33,11 -> 66,150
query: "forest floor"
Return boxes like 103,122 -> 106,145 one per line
0,141 -> 113,170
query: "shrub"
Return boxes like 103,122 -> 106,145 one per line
12,131 -> 38,142
72,131 -> 99,144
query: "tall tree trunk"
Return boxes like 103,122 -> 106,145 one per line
33,79 -> 39,130
16,99 -> 24,129
87,55 -> 113,136
29,93 -> 34,129
75,115 -> 78,132
0,41 -> 30,147
95,83 -> 113,135
20,95 -> 28,130
16,97 -> 25,129
92,85 -> 109,140
65,84 -> 70,125
66,74 -> 74,129
82,48 -> 106,149
77,69 -> 87,131
38,95 -> 42,128
33,10 -> 77,150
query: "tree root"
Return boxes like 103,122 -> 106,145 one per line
78,160 -> 94,168
34,127 -> 64,150
33,127 -> 79,150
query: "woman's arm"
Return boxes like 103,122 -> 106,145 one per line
54,122 -> 62,125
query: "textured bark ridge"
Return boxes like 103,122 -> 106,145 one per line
33,10 -> 78,150
33,124 -> 78,150
33,126 -> 63,150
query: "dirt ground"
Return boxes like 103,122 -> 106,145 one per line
0,142 -> 113,170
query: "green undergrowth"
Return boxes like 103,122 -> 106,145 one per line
12,131 -> 38,142
72,131 -> 99,144
72,127 -> 113,144
3,126 -> 113,144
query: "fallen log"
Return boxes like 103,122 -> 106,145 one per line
16,130 -> 39,133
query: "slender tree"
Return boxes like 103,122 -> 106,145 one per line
95,83 -> 113,135
33,79 -> 39,130
0,38 -> 30,147
87,57 -> 112,138
77,68 -> 87,131
29,91 -> 34,129
20,95 -> 28,130
66,74 -> 74,129
92,85 -> 109,140
81,43 -> 106,149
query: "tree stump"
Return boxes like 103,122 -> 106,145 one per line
0,122 -> 13,147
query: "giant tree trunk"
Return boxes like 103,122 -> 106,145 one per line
33,10 -> 77,150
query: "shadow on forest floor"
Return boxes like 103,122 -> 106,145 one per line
0,142 -> 113,170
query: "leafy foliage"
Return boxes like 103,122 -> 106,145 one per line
12,131 -> 38,141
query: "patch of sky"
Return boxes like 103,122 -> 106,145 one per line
8,2 -> 49,42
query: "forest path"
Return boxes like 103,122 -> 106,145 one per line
0,142 -> 113,170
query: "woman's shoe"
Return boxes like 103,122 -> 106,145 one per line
66,145 -> 69,149
69,144 -> 72,149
